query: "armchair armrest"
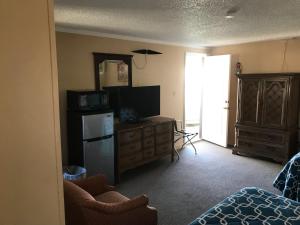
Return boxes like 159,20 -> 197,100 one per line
73,174 -> 115,196
85,194 -> 149,214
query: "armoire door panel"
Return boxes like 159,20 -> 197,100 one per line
238,78 -> 261,126
261,78 -> 288,129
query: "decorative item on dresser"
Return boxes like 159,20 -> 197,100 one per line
115,116 -> 175,182
233,73 -> 300,163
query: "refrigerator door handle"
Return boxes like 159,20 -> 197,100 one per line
84,135 -> 114,142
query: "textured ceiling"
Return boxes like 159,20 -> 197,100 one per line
54,0 -> 300,47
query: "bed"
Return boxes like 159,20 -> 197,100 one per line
273,152 -> 300,202
189,187 -> 300,225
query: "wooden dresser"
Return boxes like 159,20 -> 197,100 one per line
115,116 -> 174,181
234,73 -> 300,163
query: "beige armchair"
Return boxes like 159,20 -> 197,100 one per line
63,174 -> 157,225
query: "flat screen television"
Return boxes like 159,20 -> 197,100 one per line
118,86 -> 160,123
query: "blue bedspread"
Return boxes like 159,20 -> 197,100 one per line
189,187 -> 300,225
273,152 -> 300,201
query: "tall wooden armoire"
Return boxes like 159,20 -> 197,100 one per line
233,73 -> 300,163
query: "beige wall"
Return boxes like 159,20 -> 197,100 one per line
1,1 -> 64,225
56,32 -> 207,163
211,38 -> 300,145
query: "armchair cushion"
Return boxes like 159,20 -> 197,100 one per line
95,191 -> 129,203
90,194 -> 149,214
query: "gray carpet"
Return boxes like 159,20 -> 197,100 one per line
116,141 -> 283,225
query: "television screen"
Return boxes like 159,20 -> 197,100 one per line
119,86 -> 160,122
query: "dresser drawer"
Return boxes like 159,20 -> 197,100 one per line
156,132 -> 172,144
237,128 -> 286,145
237,138 -> 286,159
143,137 -> 154,149
143,126 -> 154,137
156,142 -> 173,155
119,142 -> 142,157
119,152 -> 143,168
156,122 -> 173,134
118,129 -> 141,144
143,148 -> 155,159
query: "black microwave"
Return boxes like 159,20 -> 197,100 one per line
67,90 -> 109,111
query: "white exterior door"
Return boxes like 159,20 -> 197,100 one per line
201,55 -> 231,147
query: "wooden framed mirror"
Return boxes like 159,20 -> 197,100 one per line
93,52 -> 133,90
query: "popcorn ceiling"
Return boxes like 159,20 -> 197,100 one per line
54,0 -> 300,47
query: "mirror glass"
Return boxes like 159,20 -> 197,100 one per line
99,60 -> 129,90
94,52 -> 132,90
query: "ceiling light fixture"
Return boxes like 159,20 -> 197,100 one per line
225,6 -> 239,19
225,15 -> 234,19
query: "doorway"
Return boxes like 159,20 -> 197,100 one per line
184,52 -> 205,142
184,53 -> 232,147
